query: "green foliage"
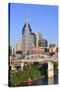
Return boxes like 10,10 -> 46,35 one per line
10,64 -> 41,86
54,63 -> 58,73
40,64 -> 48,76
24,64 -> 41,79
10,71 -> 20,86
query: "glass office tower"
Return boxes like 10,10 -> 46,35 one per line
31,33 -> 36,47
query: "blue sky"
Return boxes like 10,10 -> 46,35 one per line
9,3 -> 58,46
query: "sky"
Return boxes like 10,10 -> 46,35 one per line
9,3 -> 58,46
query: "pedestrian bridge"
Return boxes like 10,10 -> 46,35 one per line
10,53 -> 58,78
10,53 -> 58,64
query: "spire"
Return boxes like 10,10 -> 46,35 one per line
25,16 -> 30,33
26,16 -> 28,25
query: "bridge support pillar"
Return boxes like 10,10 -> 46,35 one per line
48,77 -> 54,84
21,62 -> 24,71
11,65 -> 16,70
48,61 -> 54,78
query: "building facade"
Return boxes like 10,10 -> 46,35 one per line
42,39 -> 48,47
49,44 -> 57,53
22,17 -> 32,56
31,47 -> 45,55
16,40 -> 22,57
9,45 -> 15,55
49,44 -> 55,47
16,40 -> 22,51
31,33 -> 36,47
34,32 -> 42,47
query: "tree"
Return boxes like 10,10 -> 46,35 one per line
10,64 -> 41,86
10,72 -> 20,86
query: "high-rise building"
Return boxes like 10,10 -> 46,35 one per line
22,17 -> 32,56
16,40 -> 22,57
9,45 -> 15,55
31,33 -> 36,47
16,40 -> 22,51
34,32 -> 42,47
42,39 -> 48,47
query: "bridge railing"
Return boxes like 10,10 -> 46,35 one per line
9,54 -> 58,66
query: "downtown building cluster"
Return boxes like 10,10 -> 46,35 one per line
10,17 -> 58,57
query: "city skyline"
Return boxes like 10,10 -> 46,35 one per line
9,3 -> 58,46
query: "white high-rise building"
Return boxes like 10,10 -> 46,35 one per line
16,40 -> 22,51
34,32 -> 42,47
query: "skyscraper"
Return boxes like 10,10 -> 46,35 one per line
31,33 -> 36,47
9,45 -> 15,55
16,40 -> 22,52
16,40 -> 22,57
22,17 -> 32,56
42,39 -> 48,47
34,32 -> 42,47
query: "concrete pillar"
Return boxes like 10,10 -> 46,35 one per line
48,61 -> 54,78
11,65 -> 16,70
48,77 -> 54,85
21,62 -> 24,71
